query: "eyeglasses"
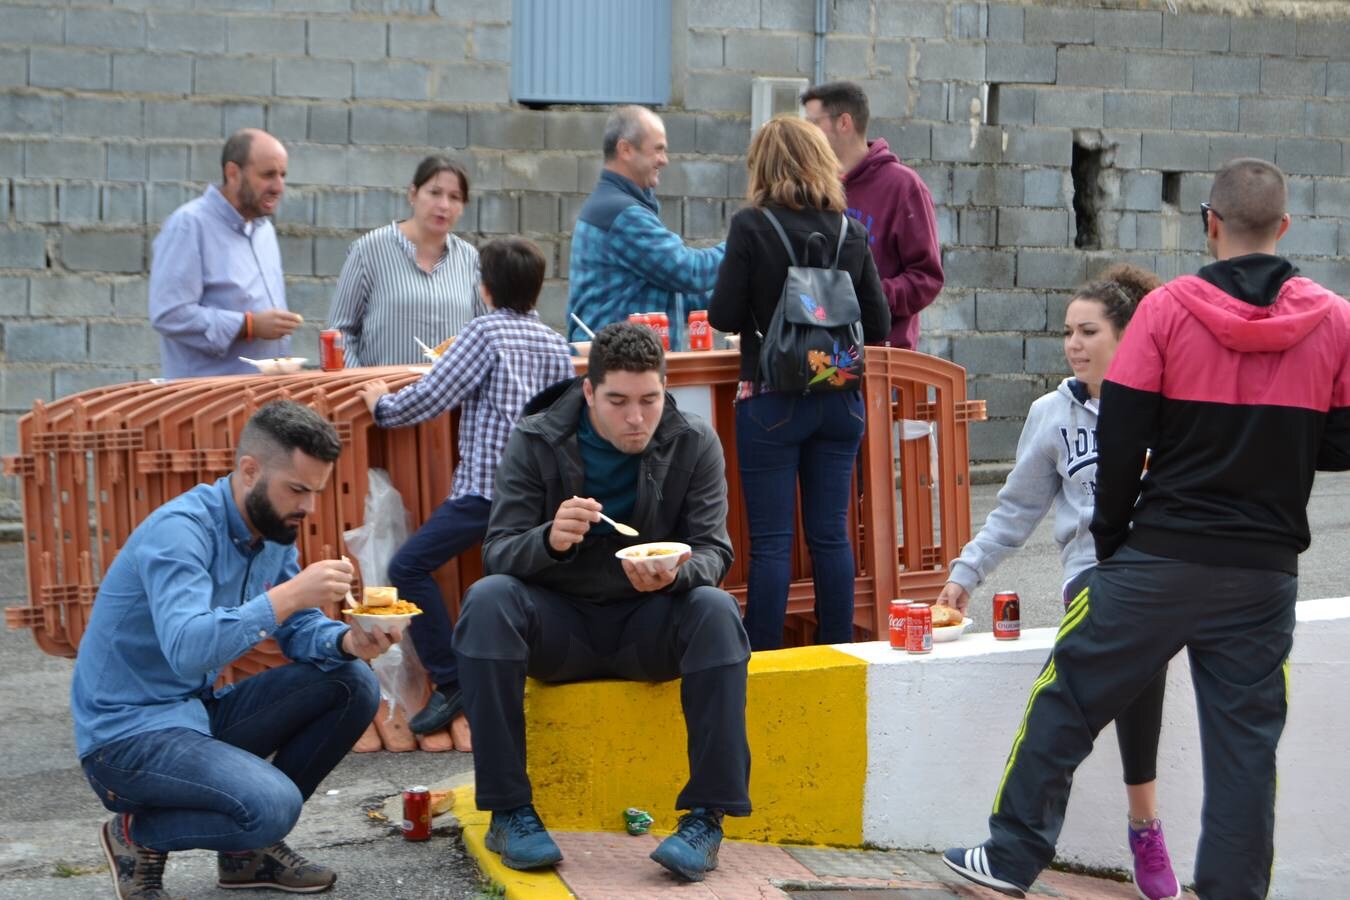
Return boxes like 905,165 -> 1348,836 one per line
1200,202 -> 1223,233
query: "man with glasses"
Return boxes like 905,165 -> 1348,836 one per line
801,81 -> 942,350
942,158 -> 1350,899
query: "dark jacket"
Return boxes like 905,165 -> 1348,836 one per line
707,204 -> 891,383
481,377 -> 734,600
1093,254 -> 1350,573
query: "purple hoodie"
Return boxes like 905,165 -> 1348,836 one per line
842,139 -> 944,349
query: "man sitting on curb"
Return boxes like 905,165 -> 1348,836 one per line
454,322 -> 752,882
71,401 -> 393,899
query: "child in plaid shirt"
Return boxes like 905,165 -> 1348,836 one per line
358,237 -> 574,749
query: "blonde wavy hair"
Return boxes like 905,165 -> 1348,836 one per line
746,115 -> 846,213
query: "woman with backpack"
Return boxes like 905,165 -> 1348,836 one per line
708,115 -> 890,650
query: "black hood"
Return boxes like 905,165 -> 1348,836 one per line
1196,253 -> 1299,307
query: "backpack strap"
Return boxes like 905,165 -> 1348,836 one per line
760,208 -> 799,267
832,214 -> 848,271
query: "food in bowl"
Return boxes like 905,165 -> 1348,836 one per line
241,356 -> 307,375
614,541 -> 692,572
930,603 -> 964,628
363,585 -> 397,607
344,599 -> 421,616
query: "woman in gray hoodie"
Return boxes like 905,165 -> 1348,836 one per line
936,265 -> 1182,900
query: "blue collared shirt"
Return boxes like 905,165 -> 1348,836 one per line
70,476 -> 351,758
148,184 -> 290,378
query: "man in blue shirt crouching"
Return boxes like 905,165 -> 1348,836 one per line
71,401 -> 394,898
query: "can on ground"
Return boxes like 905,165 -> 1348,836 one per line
993,591 -> 1021,640
623,807 -> 654,835
906,602 -> 932,654
402,786 -> 431,841
319,329 -> 344,371
687,310 -> 712,350
888,599 -> 909,650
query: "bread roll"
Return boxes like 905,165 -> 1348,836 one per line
363,585 -> 397,608
931,603 -> 964,628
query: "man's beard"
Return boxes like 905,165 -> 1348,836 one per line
246,478 -> 302,544
236,179 -> 271,219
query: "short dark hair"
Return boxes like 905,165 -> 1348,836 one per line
479,238 -> 546,314
1209,157 -> 1286,242
221,129 -> 255,178
237,401 -> 342,466
411,154 -> 470,203
587,322 -> 665,385
602,105 -> 656,161
800,80 -> 870,136
1074,263 -> 1162,336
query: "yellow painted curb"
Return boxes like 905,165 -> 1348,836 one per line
525,644 -> 868,846
451,784 -> 576,900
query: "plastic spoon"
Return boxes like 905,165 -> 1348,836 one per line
573,496 -> 638,536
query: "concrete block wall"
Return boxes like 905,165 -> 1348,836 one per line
4,0 -> 1350,520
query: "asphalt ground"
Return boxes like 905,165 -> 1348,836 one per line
1,471 -> 1347,899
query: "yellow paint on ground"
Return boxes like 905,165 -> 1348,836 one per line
525,645 -> 867,846
451,784 -> 576,900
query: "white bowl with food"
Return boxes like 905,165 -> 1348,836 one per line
241,356 -> 307,375
932,617 -> 973,643
341,585 -> 422,635
615,541 -> 692,573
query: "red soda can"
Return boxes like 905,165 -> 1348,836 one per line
993,591 -> 1021,640
319,329 -> 344,371
402,785 -> 431,841
650,312 -> 670,351
888,599 -> 909,649
687,310 -> 712,350
627,312 -> 650,326
905,602 -> 932,654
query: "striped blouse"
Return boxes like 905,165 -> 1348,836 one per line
327,222 -> 483,367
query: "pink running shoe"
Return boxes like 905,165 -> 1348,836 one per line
1129,819 -> 1181,900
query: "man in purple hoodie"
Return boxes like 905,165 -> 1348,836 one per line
802,82 -> 944,350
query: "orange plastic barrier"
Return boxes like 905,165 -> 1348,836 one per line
3,348 -> 984,744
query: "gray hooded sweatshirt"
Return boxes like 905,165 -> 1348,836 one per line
948,378 -> 1099,596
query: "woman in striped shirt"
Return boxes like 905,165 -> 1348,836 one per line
327,155 -> 483,367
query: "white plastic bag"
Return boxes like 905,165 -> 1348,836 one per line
342,469 -> 424,720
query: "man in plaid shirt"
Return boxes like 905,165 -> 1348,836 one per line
567,105 -> 725,350
358,238 -> 574,748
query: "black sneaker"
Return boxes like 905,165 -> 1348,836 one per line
217,841 -> 336,893
650,808 -> 723,882
941,845 -> 1029,897
99,815 -> 170,900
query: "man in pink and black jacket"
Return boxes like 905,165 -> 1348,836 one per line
802,81 -> 943,350
943,158 -> 1350,899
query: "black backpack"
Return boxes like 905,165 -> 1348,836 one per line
751,208 -> 865,394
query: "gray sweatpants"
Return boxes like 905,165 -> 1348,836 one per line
985,546 -> 1297,899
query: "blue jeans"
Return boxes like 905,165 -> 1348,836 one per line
387,493 -> 492,689
736,390 -> 866,650
81,660 -> 379,852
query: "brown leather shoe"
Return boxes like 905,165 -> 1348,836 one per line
99,815 -> 171,900
217,840 -> 336,893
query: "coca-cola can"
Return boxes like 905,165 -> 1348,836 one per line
993,591 -> 1021,640
888,599 -> 909,650
650,312 -> 670,351
906,602 -> 933,654
319,329 -> 344,371
402,785 -> 431,841
687,310 -> 712,351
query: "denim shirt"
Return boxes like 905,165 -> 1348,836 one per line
70,476 -> 351,758
148,184 -> 290,378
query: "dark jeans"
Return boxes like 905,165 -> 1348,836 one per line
81,660 -> 379,852
1062,567 -> 1166,786
388,493 -> 492,689
736,390 -> 866,650
453,574 -> 752,815
988,547 -> 1296,898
